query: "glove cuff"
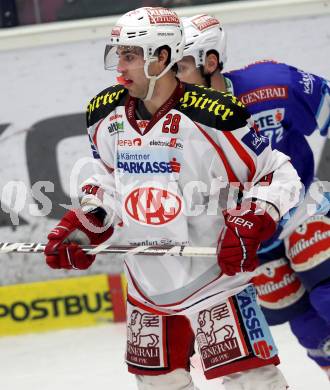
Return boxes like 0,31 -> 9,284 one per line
253,200 -> 280,222
257,209 -> 277,241
87,207 -> 107,224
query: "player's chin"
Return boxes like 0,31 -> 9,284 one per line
128,86 -> 145,99
124,82 -> 135,92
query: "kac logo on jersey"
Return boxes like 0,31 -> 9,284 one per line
241,129 -> 269,155
125,187 -> 182,226
137,120 -> 149,131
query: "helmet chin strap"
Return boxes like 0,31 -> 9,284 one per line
143,76 -> 157,101
142,59 -> 174,102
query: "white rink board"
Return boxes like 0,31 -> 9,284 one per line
1,0 -> 329,51
0,13 -> 330,284
0,322 -> 328,390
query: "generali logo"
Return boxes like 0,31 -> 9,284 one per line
195,303 -> 246,371
125,187 -> 182,225
239,86 -> 288,106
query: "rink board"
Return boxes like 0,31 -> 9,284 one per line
0,274 -> 126,336
0,4 -> 329,287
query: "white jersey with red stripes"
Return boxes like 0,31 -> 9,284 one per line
82,82 -> 301,314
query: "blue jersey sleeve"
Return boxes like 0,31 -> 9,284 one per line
290,66 -> 330,136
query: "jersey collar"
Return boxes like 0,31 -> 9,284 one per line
125,80 -> 184,136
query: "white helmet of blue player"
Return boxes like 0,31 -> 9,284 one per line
182,14 -> 227,69
104,7 -> 185,100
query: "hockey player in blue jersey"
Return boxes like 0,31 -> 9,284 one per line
178,14 -> 330,380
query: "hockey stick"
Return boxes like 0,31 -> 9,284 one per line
0,242 -> 217,257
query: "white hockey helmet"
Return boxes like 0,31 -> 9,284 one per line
182,14 -> 227,69
105,7 -> 185,82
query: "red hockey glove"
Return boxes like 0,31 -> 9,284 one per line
44,209 -> 113,270
217,202 -> 277,276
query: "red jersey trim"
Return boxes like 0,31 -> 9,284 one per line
223,131 -> 256,182
101,161 -> 114,174
228,297 -> 249,356
127,294 -> 169,316
92,118 -> 114,173
92,118 -> 104,149
257,172 -> 274,186
193,122 -> 241,185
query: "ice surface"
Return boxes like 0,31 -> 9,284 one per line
0,322 -> 328,390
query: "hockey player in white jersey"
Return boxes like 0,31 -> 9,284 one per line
44,7 -> 301,390
177,14 -> 330,381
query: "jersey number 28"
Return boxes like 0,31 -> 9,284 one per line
162,114 -> 181,134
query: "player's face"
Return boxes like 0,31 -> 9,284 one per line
116,46 -> 149,98
177,56 -> 206,86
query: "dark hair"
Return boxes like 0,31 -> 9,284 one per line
154,45 -> 178,73
206,49 -> 224,72
199,49 -> 224,88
